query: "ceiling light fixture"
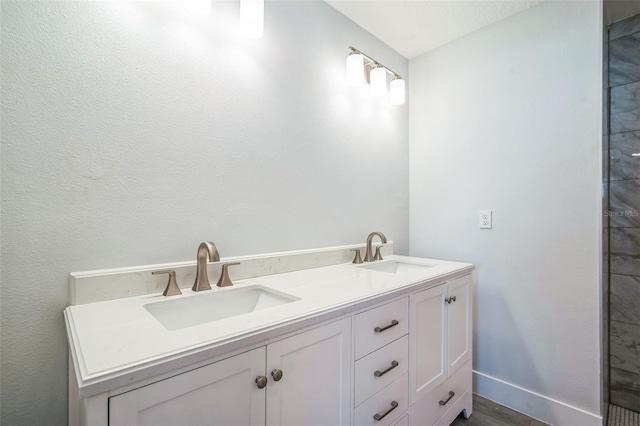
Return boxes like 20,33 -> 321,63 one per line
346,46 -> 405,105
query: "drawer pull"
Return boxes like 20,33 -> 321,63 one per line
374,320 -> 399,333
373,400 -> 398,421
374,360 -> 399,377
439,391 -> 455,406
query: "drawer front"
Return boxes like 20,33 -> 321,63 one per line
355,336 -> 409,406
355,298 -> 409,359
433,388 -> 472,426
409,360 -> 471,426
355,373 -> 408,426
393,414 -> 409,426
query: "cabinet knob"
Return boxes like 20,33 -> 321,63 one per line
255,376 -> 268,389
445,296 -> 456,304
271,369 -> 283,381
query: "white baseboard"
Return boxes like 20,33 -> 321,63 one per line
473,370 -> 603,426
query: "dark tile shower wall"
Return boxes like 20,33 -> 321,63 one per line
603,19 -> 610,417
608,13 -> 640,413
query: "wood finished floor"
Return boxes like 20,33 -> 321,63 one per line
450,394 -> 549,426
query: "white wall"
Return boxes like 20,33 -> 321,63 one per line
0,2 -> 409,423
409,1 -> 602,424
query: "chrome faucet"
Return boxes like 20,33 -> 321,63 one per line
364,232 -> 387,262
192,241 -> 220,291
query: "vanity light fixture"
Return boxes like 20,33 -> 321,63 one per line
346,51 -> 365,86
184,0 -> 211,15
240,0 -> 264,39
183,0 -> 265,40
370,65 -> 387,97
346,46 -> 405,105
389,76 -> 406,106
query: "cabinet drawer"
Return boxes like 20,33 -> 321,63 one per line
393,414 -> 409,426
355,298 -> 408,359
433,388 -> 472,426
409,360 -> 471,426
355,336 -> 408,407
355,373 -> 408,426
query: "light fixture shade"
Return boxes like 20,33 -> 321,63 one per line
240,0 -> 264,39
370,66 -> 387,96
184,0 -> 211,15
389,78 -> 406,105
346,53 -> 364,86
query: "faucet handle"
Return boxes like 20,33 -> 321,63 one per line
351,248 -> 363,264
152,269 -> 182,296
217,262 -> 241,287
374,246 -> 384,261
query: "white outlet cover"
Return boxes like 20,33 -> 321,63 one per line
479,210 -> 492,229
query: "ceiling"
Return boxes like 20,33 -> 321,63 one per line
325,0 -> 544,59
604,0 -> 640,24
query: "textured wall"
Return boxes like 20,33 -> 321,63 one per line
409,0 -> 602,421
0,2 -> 409,424
607,12 -> 640,413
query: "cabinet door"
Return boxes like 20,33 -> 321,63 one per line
109,348 -> 266,426
447,275 -> 471,376
266,318 -> 351,426
409,284 -> 447,405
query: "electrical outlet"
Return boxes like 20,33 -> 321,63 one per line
479,210 -> 492,229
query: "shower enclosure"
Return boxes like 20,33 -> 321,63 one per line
604,10 -> 640,425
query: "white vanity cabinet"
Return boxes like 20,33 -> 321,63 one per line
109,347 -> 267,426
68,258 -> 474,426
408,275 -> 472,426
109,318 -> 351,426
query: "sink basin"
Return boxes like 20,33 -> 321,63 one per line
144,286 -> 300,331
359,260 -> 433,274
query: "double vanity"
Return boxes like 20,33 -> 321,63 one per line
65,237 -> 474,426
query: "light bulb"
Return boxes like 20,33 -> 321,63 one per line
184,0 -> 211,15
370,65 -> 387,97
389,77 -> 405,105
240,0 -> 264,39
346,52 -> 364,86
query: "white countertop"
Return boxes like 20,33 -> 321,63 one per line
65,255 -> 473,397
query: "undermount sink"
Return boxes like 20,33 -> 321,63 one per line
144,286 -> 300,331
359,260 -> 433,274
